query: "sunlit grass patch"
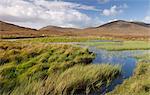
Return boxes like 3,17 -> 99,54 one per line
17,36 -> 114,43
84,41 -> 150,51
5,64 -> 121,95
54,64 -> 121,95
0,41 -> 121,95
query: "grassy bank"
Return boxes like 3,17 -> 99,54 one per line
21,37 -> 150,51
17,36 -> 114,42
107,54 -> 150,95
0,41 -> 121,95
84,41 -> 150,51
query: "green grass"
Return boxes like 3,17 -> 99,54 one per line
18,36 -> 114,42
0,41 -> 121,95
51,64 -> 120,95
21,37 -> 150,51
84,41 -> 150,51
7,64 -> 120,95
107,54 -> 150,95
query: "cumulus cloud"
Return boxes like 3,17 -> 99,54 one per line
101,4 -> 128,16
102,5 -> 119,16
0,0 -> 100,29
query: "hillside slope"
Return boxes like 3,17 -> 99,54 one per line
0,21 -> 37,37
0,20 -> 150,39
76,20 -> 150,39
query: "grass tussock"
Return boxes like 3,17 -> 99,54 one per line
107,54 -> 150,95
54,64 -> 120,95
0,41 -> 121,95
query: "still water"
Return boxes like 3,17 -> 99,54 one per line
87,46 -> 149,94
46,40 -> 149,94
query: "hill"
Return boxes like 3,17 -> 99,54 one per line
40,25 -> 80,32
76,20 -> 150,39
0,21 -> 36,31
0,21 -> 37,37
0,20 -> 150,39
39,26 -> 80,36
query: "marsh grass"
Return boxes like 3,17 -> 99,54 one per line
17,36 -> 114,43
0,41 -> 121,95
84,41 -> 150,51
107,54 -> 150,95
54,64 -> 121,95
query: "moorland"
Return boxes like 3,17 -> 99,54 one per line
0,20 -> 150,95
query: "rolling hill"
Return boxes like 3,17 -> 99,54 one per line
0,20 -> 150,39
39,26 -> 79,36
0,21 -> 36,32
0,21 -> 37,37
76,20 -> 150,39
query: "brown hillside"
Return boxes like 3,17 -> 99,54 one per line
40,26 -> 80,32
39,25 -> 80,36
0,21 -> 36,31
0,20 -> 150,39
75,20 -> 150,39
0,21 -> 37,36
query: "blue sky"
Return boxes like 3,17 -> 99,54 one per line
0,0 -> 149,29
66,0 -> 150,22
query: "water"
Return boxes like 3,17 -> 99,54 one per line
89,47 -> 148,78
43,40 -> 149,94
87,46 -> 149,94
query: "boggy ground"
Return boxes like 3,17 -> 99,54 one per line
0,41 -> 121,95
20,37 -> 150,51
107,54 -> 150,95
83,41 -> 150,51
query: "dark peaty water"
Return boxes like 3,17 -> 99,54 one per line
88,46 -> 148,94
45,40 -> 148,94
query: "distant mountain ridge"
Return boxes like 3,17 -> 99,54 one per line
0,20 -> 150,39
0,21 -> 36,32
40,25 -> 80,32
95,20 -> 150,28
130,21 -> 150,27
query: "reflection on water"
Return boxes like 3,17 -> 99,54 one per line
89,47 -> 148,78
88,46 -> 149,94
46,40 -> 149,94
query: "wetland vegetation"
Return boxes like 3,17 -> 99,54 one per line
0,3 -> 149,94
16,36 -> 114,42
0,36 -> 149,95
10,36 -> 150,51
107,54 -> 150,95
0,41 -> 121,95
83,41 -> 150,51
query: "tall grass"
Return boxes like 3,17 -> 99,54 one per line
107,54 -> 150,95
0,41 -> 121,95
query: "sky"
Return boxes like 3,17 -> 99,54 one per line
0,0 -> 150,29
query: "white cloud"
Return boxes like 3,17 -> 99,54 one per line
143,16 -> 150,23
0,0 -> 101,29
101,4 -> 127,16
102,5 -> 119,16
33,0 -> 98,11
